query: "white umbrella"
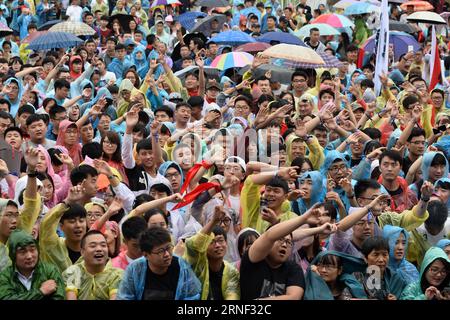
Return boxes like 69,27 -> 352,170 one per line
294,23 -> 340,39
407,11 -> 447,25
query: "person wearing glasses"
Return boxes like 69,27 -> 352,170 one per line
401,246 -> 450,300
183,205 -> 240,300
117,226 -> 201,300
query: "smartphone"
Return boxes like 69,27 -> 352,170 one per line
260,198 -> 268,214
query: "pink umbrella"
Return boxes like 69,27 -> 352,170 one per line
311,13 -> 354,28
235,42 -> 271,53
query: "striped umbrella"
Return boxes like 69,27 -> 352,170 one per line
210,52 -> 254,70
151,0 -> 182,7
278,52 -> 342,69
311,13 -> 355,28
49,21 -> 96,36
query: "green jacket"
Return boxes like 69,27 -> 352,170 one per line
183,232 -> 240,300
400,247 -> 450,300
0,230 -> 65,300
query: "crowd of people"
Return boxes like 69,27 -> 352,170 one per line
0,0 -> 448,301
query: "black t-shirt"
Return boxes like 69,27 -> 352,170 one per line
402,156 -> 413,176
208,263 -> 224,300
240,250 -> 305,300
387,186 -> 403,197
67,247 -> 81,264
351,157 -> 362,168
124,165 -> 150,193
142,256 -> 180,300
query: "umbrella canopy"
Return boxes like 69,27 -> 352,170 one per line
239,64 -> 295,84
257,32 -> 306,46
407,11 -> 446,24
279,51 -> 342,69
37,19 -> 61,31
190,14 -> 227,37
196,0 -> 229,7
362,31 -> 420,60
334,0 -> 358,9
174,65 -> 221,81
311,13 -> 355,28
49,21 -> 96,36
262,44 -> 325,65
400,1 -> 433,11
343,2 -> 380,15
208,30 -> 256,46
151,0 -> 182,7
28,31 -> 84,51
441,12 -> 450,20
0,22 -> 13,38
294,23 -> 340,38
389,20 -> 416,33
109,14 -> 134,33
171,32 -> 208,61
235,42 -> 271,53
210,52 -> 254,70
176,12 -> 207,30
22,31 -> 48,44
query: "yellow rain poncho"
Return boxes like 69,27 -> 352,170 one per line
183,232 -> 240,300
285,134 -> 324,169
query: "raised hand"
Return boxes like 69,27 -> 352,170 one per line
294,119 -> 307,137
93,159 -> 113,176
277,166 -> 300,180
54,152 -> 74,169
260,207 -> 278,225
24,146 -> 40,171
89,103 -> 103,116
366,147 -> 386,162
171,193 -> 183,202
221,175 -> 240,190
150,120 -> 161,136
411,105 -> 423,121
125,109 -> 139,129
107,197 -> 123,215
320,222 -> 338,235
0,159 -> 8,176
65,184 -> 85,205
304,203 -> 323,225
213,205 -> 226,223
287,189 -> 305,201
420,180 -> 434,199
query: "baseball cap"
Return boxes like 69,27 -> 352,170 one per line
225,156 -> 246,172
204,103 -> 221,114
168,92 -> 183,103
206,82 -> 221,91
148,176 -> 173,195
17,104 -> 36,117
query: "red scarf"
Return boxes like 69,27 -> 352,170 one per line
377,176 -> 410,212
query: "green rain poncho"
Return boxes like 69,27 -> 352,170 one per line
0,230 -> 65,300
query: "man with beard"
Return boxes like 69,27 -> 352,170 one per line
183,206 -> 240,300
39,168 -> 98,273
239,204 -> 326,300
63,230 -> 123,300
117,227 -> 201,300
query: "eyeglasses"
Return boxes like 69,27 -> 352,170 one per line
211,238 -> 226,245
317,264 -> 338,271
277,238 -> 293,248
165,172 -> 180,179
87,213 -> 103,219
328,164 -> 347,174
151,244 -> 174,256
103,140 -> 116,146
429,267 -> 448,276
219,217 -> 232,226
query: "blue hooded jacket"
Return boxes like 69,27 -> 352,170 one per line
107,56 -> 133,81
4,77 -> 24,118
436,239 -> 450,251
132,46 -> 149,79
410,152 -> 449,197
382,225 -> 420,285
117,256 -> 201,300
434,177 -> 450,207
80,87 -> 117,123
293,171 -> 325,215
158,161 -> 185,189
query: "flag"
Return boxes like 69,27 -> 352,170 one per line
429,25 -> 442,91
373,0 -> 390,96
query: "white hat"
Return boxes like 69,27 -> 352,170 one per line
14,176 -> 43,204
225,156 -> 246,172
204,103 -> 221,114
148,176 -> 173,195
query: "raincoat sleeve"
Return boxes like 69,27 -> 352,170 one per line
223,264 -> 240,300
240,175 -> 262,230
18,194 -> 41,234
163,70 -> 189,101
352,158 -> 371,181
306,137 -> 324,170
122,133 -> 135,169
399,282 -> 425,300
176,257 -> 202,300
378,207 -> 429,232
421,104 -> 433,138
62,264 -> 82,296
117,261 -> 142,300
0,269 -> 45,300
163,142 -> 176,161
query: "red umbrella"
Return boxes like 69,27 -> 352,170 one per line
235,42 -> 271,53
22,31 -> 48,44
400,1 -> 433,11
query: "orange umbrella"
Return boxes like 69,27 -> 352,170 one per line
400,1 -> 433,11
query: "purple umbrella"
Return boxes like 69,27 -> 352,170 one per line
257,32 -> 306,46
362,31 -> 420,61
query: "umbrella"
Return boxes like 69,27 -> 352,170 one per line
109,14 -> 134,33
37,19 -> 61,31
407,11 -> 446,25
151,0 -> 181,7
235,42 -> 271,53
311,13 -> 355,28
28,31 -> 84,51
334,0 -> 358,9
171,32 -> 208,61
362,31 -> 420,60
245,64 -> 295,84
190,14 -> 227,37
208,30 -> 256,46
441,12 -> 450,20
294,23 -> 340,38
388,0 -> 407,3
196,0 -> 229,7
22,31 -> 48,44
400,1 -> 433,11
343,2 -> 379,15
174,65 -> 221,81
210,52 -> 254,70
261,44 -> 325,65
278,51 -> 342,69
233,7 -> 262,25
257,32 -> 306,46
49,21 -> 96,36
176,12 -> 207,30
389,20 -> 416,33
0,22 -> 13,38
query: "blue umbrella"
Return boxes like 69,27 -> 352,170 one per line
362,31 -> 420,61
343,2 -> 379,15
28,31 -> 84,51
37,19 -> 61,31
233,7 -> 261,25
257,32 -> 306,46
176,12 -> 207,30
208,30 -> 256,46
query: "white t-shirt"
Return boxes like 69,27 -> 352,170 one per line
100,71 -> 117,85
66,5 -> 83,22
416,218 -> 450,246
